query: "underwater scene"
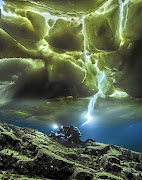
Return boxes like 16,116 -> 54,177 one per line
0,0 -> 142,155
1,0 -> 142,179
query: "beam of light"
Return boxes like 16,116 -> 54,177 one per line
118,0 -> 129,41
79,15 -> 103,126
82,91 -> 101,126
80,16 -> 91,64
81,0 -> 131,126
80,13 -> 108,126
82,60 -> 106,126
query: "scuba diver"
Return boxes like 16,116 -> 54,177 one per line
49,126 -> 65,141
64,125 -> 82,144
49,125 -> 95,146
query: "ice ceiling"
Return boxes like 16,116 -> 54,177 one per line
0,0 -> 142,106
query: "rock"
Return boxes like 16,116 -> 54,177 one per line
101,155 -> 120,165
110,164 -> 122,172
93,51 -> 123,71
47,53 -> 86,83
26,10 -> 48,40
122,0 -> 142,41
0,28 -> 30,58
135,163 -> 142,171
84,2 -> 120,52
0,122 -> 142,179
100,155 -> 122,172
45,51 -> 98,97
0,10 -> 48,50
72,171 -> 93,180
78,154 -> 91,161
125,172 -> 134,180
67,153 -> 78,160
0,57 -> 98,100
97,172 -> 123,180
117,40 -> 142,98
3,0 -> 107,15
46,19 -> 84,51
83,145 -> 110,155
131,152 -> 140,162
0,58 -> 47,99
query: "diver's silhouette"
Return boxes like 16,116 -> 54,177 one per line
49,125 -> 95,146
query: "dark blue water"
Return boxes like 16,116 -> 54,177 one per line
2,115 -> 142,153
79,121 -> 142,152
0,97 -> 142,153
6,119 -> 51,133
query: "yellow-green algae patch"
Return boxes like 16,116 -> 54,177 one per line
1,149 -> 32,161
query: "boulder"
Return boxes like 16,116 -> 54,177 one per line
0,58 -> 47,99
0,58 -> 45,82
72,171 -> 93,180
0,28 -> 30,58
117,40 -> 142,98
46,19 -> 84,51
0,10 -> 48,50
84,2 -> 120,52
47,53 -> 86,84
83,145 -> 110,155
93,51 -> 123,71
122,0 -> 142,41
26,10 -> 48,40
45,50 -> 98,97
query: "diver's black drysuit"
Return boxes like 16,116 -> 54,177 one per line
49,125 -> 95,146
65,126 -> 82,144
